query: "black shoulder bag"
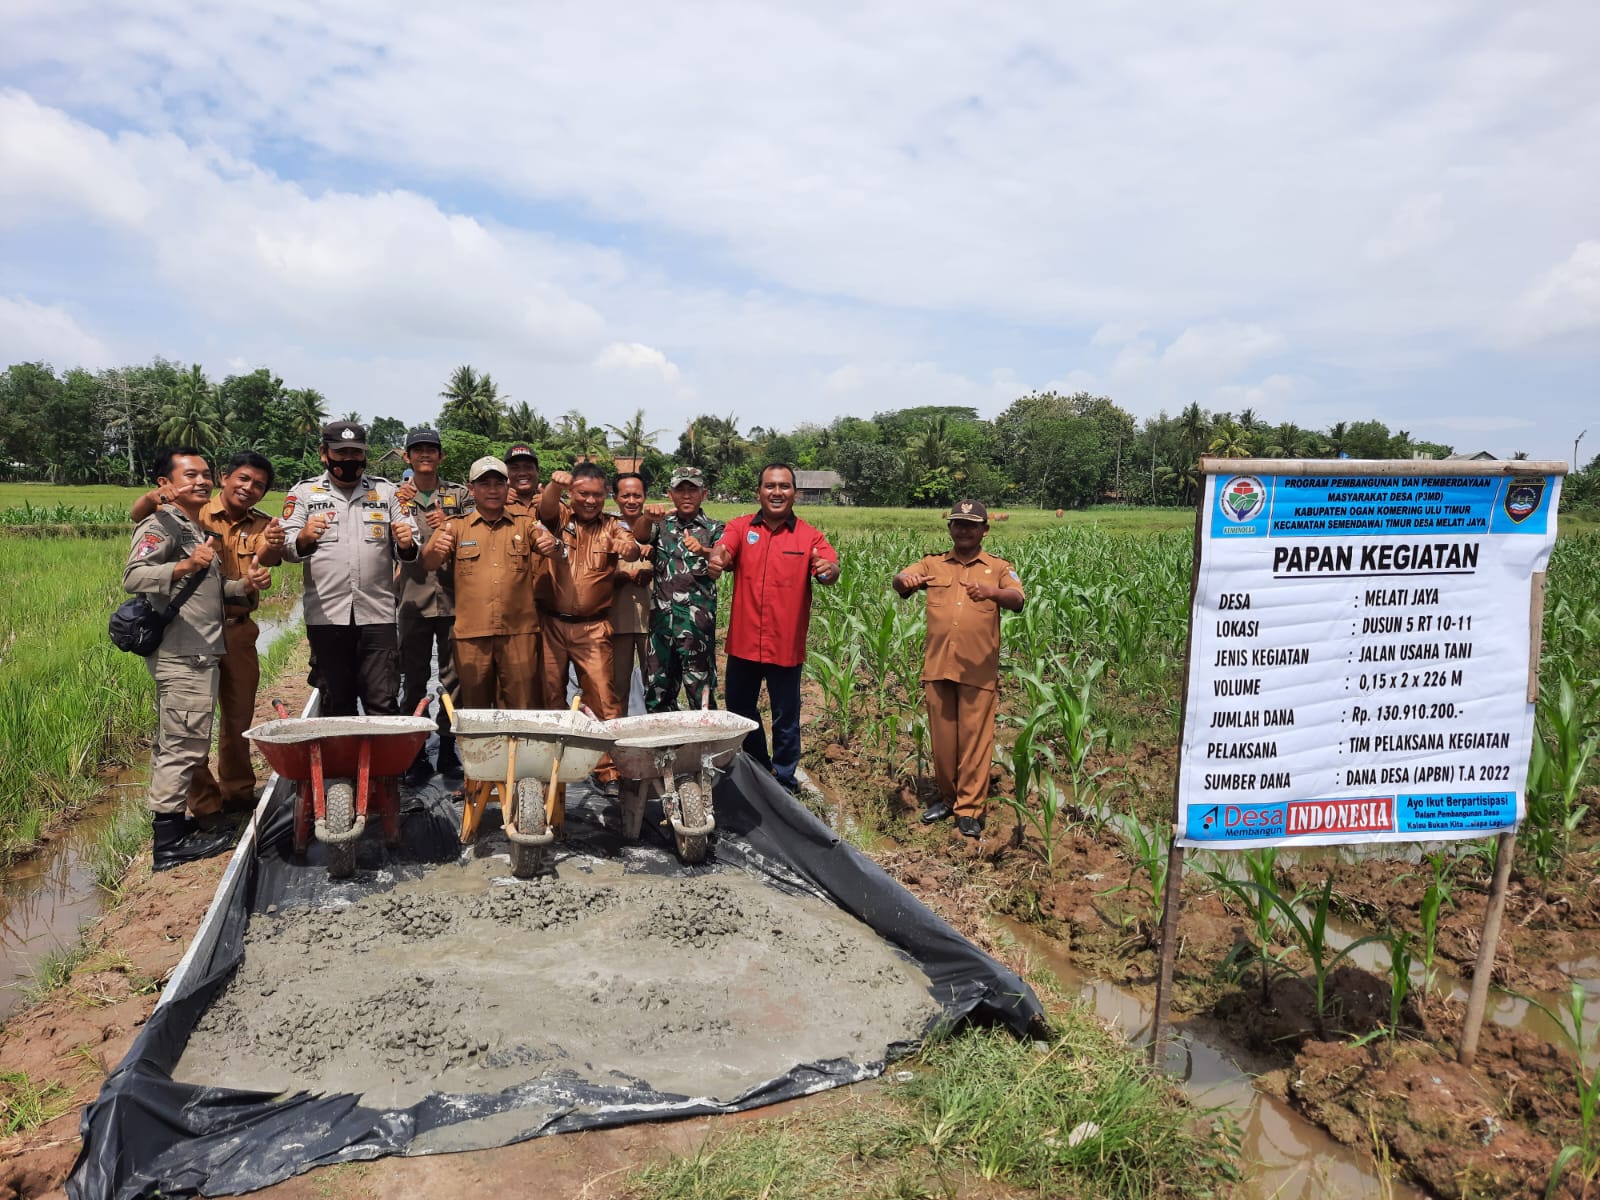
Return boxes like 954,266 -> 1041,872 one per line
109,566 -> 210,656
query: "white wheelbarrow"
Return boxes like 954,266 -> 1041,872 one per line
453,706 -> 614,877
606,711 -> 757,864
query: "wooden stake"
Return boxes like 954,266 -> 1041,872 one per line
1459,830 -> 1516,1067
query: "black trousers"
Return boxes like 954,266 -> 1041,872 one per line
307,621 -> 400,717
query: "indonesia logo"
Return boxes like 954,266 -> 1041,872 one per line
1503,476 -> 1545,524
1220,476 -> 1266,523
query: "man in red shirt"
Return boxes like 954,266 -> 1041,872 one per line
710,463 -> 839,793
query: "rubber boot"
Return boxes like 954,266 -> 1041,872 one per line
403,745 -> 434,786
435,734 -> 462,777
151,813 -> 234,872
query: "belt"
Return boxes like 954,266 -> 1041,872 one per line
544,611 -> 603,623
224,611 -> 255,626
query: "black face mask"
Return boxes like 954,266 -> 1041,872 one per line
327,459 -> 365,483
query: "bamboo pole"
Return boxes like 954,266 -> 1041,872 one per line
1459,830 -> 1516,1067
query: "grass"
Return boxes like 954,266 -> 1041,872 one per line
626,1004 -> 1239,1200
89,791 -> 152,896
0,1069 -> 73,1135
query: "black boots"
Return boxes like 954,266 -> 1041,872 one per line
151,813 -> 234,871
434,735 -> 461,777
404,746 -> 434,785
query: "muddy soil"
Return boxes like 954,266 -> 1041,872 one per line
177,862 -> 937,1112
801,715 -> 1597,1200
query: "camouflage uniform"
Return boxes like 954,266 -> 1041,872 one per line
644,510 -> 725,711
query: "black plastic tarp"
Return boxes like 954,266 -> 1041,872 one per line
68,756 -> 1044,1200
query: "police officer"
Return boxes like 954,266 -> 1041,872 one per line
394,427 -> 471,781
124,448 -> 272,869
279,421 -> 419,717
637,465 -> 724,711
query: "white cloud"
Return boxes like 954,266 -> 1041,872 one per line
1159,323 -> 1286,380
593,342 -> 682,383
0,295 -> 112,368
1362,193 -> 1450,265
1508,241 -> 1600,344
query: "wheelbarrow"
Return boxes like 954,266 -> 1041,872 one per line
244,699 -> 436,879
451,701 -> 614,877
606,711 -> 757,864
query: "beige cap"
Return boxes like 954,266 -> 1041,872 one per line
468,455 -> 509,482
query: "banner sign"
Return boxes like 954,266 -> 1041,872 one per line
1176,466 -> 1561,848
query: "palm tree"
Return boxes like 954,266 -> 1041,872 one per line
1179,402 -> 1209,464
558,410 -> 608,461
500,401 -> 552,445
605,408 -> 668,460
439,365 -> 505,437
1263,421 -> 1308,458
1207,419 -> 1253,459
341,410 -> 362,424
157,364 -> 222,448
285,388 -> 328,451
1158,461 -> 1203,505
1325,421 -> 1350,458
905,414 -> 965,473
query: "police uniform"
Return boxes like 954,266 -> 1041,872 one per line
123,506 -> 250,817
396,474 -> 472,751
898,519 -> 1024,824
643,509 -> 724,711
536,500 -> 638,779
608,542 -> 653,713
186,493 -> 274,817
279,468 -> 418,716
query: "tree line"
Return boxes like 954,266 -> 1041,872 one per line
3,358 -> 1595,512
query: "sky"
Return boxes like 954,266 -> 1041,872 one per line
0,2 -> 1596,462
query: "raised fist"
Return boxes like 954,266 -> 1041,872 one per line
550,469 -> 573,490
644,503 -> 666,520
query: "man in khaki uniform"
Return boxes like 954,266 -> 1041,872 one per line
893,500 -> 1024,839
536,462 -> 647,791
503,443 -> 541,514
608,472 -> 653,714
124,448 -> 272,869
394,427 -> 472,781
423,457 -> 556,812
132,450 -> 286,827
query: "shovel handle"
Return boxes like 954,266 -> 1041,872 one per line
544,693 -> 584,825
438,691 -> 457,726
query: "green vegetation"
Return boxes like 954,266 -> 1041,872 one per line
0,1069 -> 73,1135
89,792 -> 154,896
627,1008 -> 1237,1200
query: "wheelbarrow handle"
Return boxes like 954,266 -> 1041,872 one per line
411,692 -> 434,718
439,691 -> 457,727
271,698 -> 291,719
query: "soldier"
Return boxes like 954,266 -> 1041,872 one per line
503,443 -> 541,514
279,421 -> 419,717
608,472 -> 653,714
637,465 -> 724,712
131,451 -> 287,827
709,463 -> 839,793
393,428 -> 471,782
423,457 -> 556,812
893,500 -> 1025,838
124,448 -> 272,869
536,462 -> 648,793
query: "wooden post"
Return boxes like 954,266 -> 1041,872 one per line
1150,495 -> 1206,1070
1149,839 -> 1186,1067
1459,829 -> 1516,1067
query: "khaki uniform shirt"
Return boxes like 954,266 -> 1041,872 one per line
609,535 -> 653,635
395,479 -> 472,618
279,472 -> 419,626
197,494 -> 273,616
906,549 -> 1024,692
433,510 -> 547,639
538,502 -> 639,619
123,506 -> 249,656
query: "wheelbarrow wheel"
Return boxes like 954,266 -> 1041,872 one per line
673,779 -> 708,865
510,778 -> 547,879
324,780 -> 357,880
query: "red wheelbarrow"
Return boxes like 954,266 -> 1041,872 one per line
244,699 -> 436,879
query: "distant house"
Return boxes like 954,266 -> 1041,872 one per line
611,455 -> 644,476
1443,451 -> 1497,461
369,447 -> 406,481
794,469 -> 843,505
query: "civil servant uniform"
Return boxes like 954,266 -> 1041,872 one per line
186,492 -> 274,817
901,546 -> 1025,821
715,511 -> 838,791
608,540 -> 653,714
396,478 -> 472,749
123,505 -> 251,817
536,502 -> 639,781
279,471 -> 419,716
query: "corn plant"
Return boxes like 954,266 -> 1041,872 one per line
1202,848 -> 1294,1005
1503,981 -> 1600,1198
805,646 -> 862,747
1396,850 -> 1456,997
997,775 -> 1071,869
1099,818 -> 1168,945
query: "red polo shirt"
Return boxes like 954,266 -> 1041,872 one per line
717,512 -> 838,668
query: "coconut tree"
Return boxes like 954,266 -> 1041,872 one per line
284,388 -> 328,451
501,401 -> 552,445
1207,419 -> 1253,459
439,365 -> 505,437
558,410 -> 608,461
605,407 -> 668,460
156,365 -> 222,449
905,413 -> 965,473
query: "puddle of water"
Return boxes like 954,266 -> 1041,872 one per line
999,915 -> 1426,1200
0,765 -> 145,1020
253,597 -> 303,660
